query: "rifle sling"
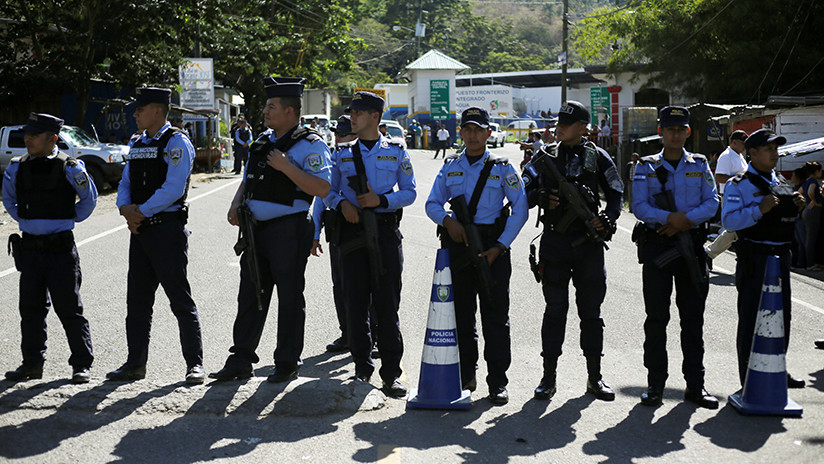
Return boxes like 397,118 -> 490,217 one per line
468,158 -> 496,219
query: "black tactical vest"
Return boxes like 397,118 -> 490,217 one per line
127,127 -> 189,205
245,125 -> 320,205
15,153 -> 77,220
540,140 -> 601,225
737,171 -> 797,243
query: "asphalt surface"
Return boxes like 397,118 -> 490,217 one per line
0,145 -> 822,463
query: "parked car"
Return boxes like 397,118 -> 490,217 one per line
302,113 -> 333,146
0,124 -> 128,190
380,120 -> 407,148
487,122 -> 507,148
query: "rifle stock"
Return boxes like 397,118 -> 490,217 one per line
235,203 -> 265,311
449,194 -> 495,302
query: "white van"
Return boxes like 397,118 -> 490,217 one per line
0,125 -> 128,189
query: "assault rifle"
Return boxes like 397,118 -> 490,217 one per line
345,174 -> 386,289
652,190 -> 706,292
531,149 -> 609,249
449,194 -> 495,302
233,203 -> 265,311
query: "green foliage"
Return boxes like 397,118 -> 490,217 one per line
573,0 -> 824,102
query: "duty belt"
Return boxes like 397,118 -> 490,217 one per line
737,240 -> 791,256
21,230 -> 74,252
143,207 -> 188,227
255,211 -> 308,228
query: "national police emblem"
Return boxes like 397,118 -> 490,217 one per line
169,147 -> 183,166
505,172 -> 521,190
307,154 -> 322,172
401,158 -> 413,176
437,285 -> 450,302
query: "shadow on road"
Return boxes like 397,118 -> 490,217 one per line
708,271 -> 735,286
351,394 -> 595,463
0,378 -> 70,411
693,403 -> 788,451
809,367 -> 823,393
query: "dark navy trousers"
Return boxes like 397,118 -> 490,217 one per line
18,242 -> 93,369
227,213 -> 313,369
641,240 -> 708,390
340,221 -> 404,383
539,230 -> 606,362
126,218 -> 202,368
447,242 -> 512,390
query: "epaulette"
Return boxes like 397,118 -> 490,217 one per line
640,154 -> 659,164
539,143 -> 559,158
56,151 -> 77,167
731,172 -> 746,184
387,139 -> 404,147
336,140 -> 357,149
485,153 -> 509,165
691,153 -> 707,162
444,153 -> 460,163
10,155 -> 24,163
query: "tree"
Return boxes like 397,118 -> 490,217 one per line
573,0 -> 824,103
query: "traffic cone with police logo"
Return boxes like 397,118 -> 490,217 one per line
729,255 -> 802,416
407,248 -> 472,410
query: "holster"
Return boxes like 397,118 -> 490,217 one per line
631,222 -> 646,264
8,233 -> 22,271
322,209 -> 340,245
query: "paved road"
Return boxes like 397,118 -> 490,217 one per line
0,145 -> 822,463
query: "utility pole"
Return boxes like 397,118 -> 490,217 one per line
561,0 -> 568,104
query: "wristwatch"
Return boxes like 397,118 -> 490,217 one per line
495,242 -> 508,254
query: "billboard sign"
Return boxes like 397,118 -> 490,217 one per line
455,85 -> 512,118
179,58 -> 215,110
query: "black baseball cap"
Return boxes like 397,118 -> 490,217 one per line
346,91 -> 385,113
557,101 -> 590,125
127,87 -> 172,108
263,76 -> 306,98
332,115 -> 353,135
659,106 -> 690,127
745,129 -> 786,151
460,107 -> 489,128
22,112 -> 63,134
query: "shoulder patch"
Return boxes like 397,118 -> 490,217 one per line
505,172 -> 521,191
74,171 -> 89,189
704,170 -> 714,186
168,147 -> 183,166
307,153 -> 323,172
400,157 -> 413,176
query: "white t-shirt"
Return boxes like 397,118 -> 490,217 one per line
715,146 -> 747,194
437,129 -> 449,141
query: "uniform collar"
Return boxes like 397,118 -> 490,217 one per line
653,148 -> 696,167
142,122 -> 172,141
746,163 -> 777,183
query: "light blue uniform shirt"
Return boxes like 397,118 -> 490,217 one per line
234,128 -> 253,146
324,136 -> 416,212
632,149 -> 718,228
425,150 -> 529,248
2,147 -> 98,235
721,163 -> 789,245
244,127 -> 332,222
117,122 -> 194,217
312,147 -> 342,240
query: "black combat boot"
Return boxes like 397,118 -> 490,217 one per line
585,356 -> 615,401
534,357 -> 557,400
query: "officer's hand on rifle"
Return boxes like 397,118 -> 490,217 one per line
340,200 -> 361,224
659,211 -> 695,236
356,182 -> 380,208
443,216 -> 468,245
311,239 -> 323,257
266,148 -> 292,172
758,194 -> 780,214
590,215 -> 605,232
227,204 -> 240,226
793,191 -> 806,211
480,243 -> 504,265
539,188 -> 560,210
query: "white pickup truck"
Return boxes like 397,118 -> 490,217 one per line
0,125 -> 128,190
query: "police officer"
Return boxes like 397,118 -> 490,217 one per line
522,100 -> 622,402
211,77 -> 331,383
632,106 -> 719,409
312,115 -> 356,353
721,129 -> 807,390
425,107 -> 528,405
2,113 -> 96,384
234,118 -> 253,175
107,87 -> 204,385
324,91 -> 416,397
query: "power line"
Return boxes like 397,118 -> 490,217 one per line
750,0 -> 805,103
656,0 -> 737,57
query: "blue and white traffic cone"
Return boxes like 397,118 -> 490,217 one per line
407,248 -> 472,410
729,255 -> 802,416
